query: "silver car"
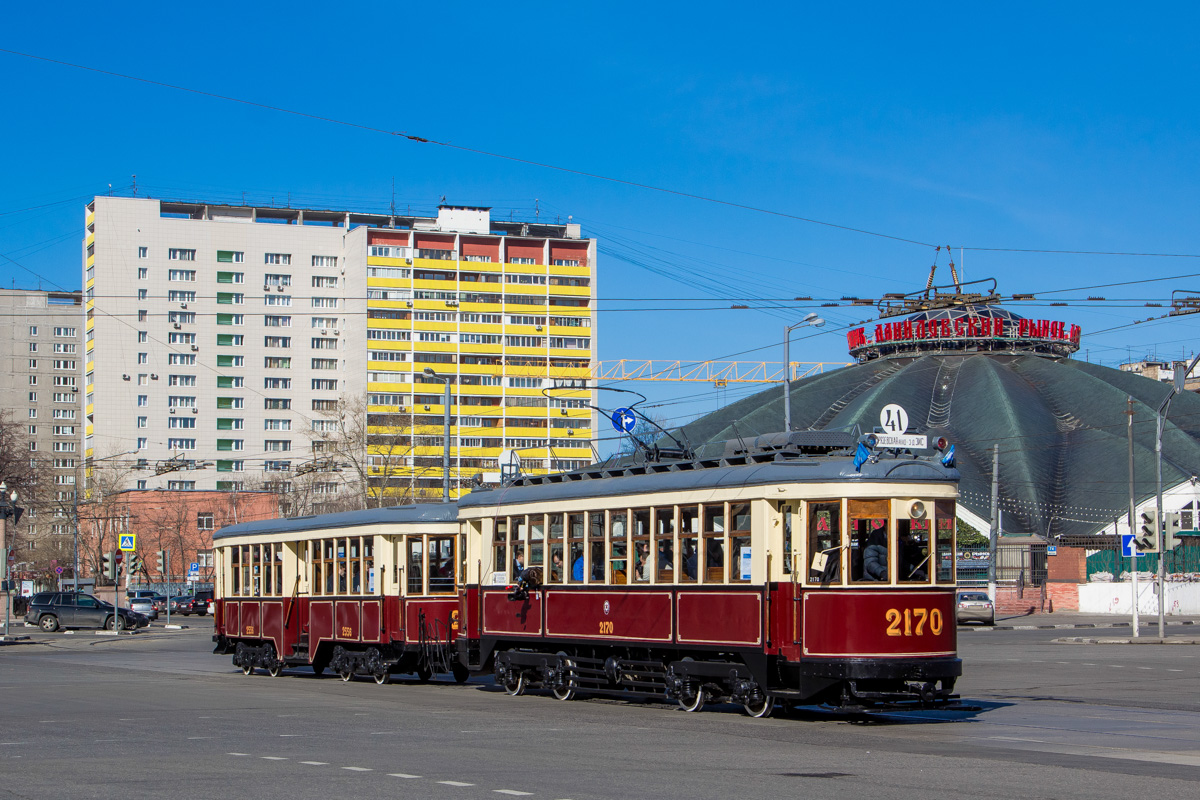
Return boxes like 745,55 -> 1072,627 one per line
128,596 -> 159,620
956,591 -> 995,625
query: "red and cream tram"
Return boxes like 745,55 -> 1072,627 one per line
212,504 -> 469,683
455,431 -> 961,716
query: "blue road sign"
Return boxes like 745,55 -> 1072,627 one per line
118,534 -> 136,552
1047,545 -> 1057,556
611,408 -> 637,434
189,562 -> 199,573
1121,534 -> 1144,558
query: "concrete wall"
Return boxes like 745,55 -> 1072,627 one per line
1078,581 -> 1200,615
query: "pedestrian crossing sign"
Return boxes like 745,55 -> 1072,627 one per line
119,534 -> 136,552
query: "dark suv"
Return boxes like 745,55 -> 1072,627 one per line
24,592 -> 149,632
192,590 -> 214,615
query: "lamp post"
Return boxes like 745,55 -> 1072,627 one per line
783,313 -> 826,431
0,481 -> 24,638
423,368 -> 452,503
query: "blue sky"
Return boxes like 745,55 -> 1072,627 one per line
4,3 -> 1200,435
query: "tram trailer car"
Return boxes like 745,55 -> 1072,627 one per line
456,431 -> 962,716
211,504 -> 470,684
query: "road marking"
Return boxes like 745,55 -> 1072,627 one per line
300,762 -> 328,766
1168,669 -> 1184,672
228,753 -> 249,756
1137,667 -> 1154,670
495,791 -> 534,796
389,773 -> 422,779
343,767 -> 372,772
261,756 -> 288,761
440,781 -> 475,787
277,714 -> 299,717
0,743 -> 28,746
280,734 -> 304,737
370,731 -> 396,735
187,736 -> 213,740
988,736 -> 1046,743
1109,665 -> 1124,668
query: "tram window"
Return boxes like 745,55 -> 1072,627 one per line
808,502 -> 842,583
654,507 -> 675,582
429,536 -> 455,594
262,544 -> 273,596
567,514 -> 585,583
729,503 -> 751,583
610,511 -> 628,584
241,544 -> 252,596
336,538 -> 348,594
779,503 -> 797,575
512,517 -> 527,575
588,512 -> 604,582
703,504 -> 725,583
530,515 -> 545,570
678,505 -> 698,583
548,514 -> 564,583
349,537 -> 363,594
632,508 -> 651,582
494,518 -> 508,582
363,539 -> 375,594
407,538 -> 424,595
231,545 -> 241,595
323,539 -> 335,594
898,518 -> 931,583
849,500 -> 890,583
935,501 -> 956,583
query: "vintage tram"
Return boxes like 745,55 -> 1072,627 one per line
455,431 -> 961,716
211,504 -> 469,683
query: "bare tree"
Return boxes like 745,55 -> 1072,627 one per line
77,456 -> 139,586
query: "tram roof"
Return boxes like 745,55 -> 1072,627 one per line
213,503 -> 458,540
458,454 -> 957,510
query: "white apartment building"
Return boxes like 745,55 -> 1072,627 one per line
84,196 -> 597,503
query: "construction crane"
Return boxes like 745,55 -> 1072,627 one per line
590,360 -> 850,384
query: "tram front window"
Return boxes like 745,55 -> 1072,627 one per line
898,519 -> 931,582
808,501 -> 842,583
849,500 -> 890,583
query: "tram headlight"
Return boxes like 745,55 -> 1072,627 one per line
910,501 -> 927,520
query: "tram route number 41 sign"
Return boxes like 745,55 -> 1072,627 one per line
877,404 -> 927,449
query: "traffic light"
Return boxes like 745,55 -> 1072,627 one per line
1164,511 -> 1183,550
128,553 -> 142,575
102,551 -> 116,580
1136,510 -> 1160,553
156,549 -> 166,573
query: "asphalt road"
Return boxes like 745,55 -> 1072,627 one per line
1,620 -> 1198,800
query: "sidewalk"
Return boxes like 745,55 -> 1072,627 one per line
961,610 -> 1200,631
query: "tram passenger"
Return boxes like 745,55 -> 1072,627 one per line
551,551 -> 564,582
572,553 -> 585,581
513,551 -> 525,576
338,564 -> 348,593
634,542 -> 649,581
863,528 -> 888,581
682,540 -> 698,580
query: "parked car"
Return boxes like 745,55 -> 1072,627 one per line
170,595 -> 196,615
128,596 -> 159,620
956,591 -> 995,625
24,592 -> 149,632
193,589 -> 214,615
206,599 -> 215,616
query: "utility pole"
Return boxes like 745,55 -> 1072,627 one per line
1127,396 -> 1139,637
988,444 -> 999,603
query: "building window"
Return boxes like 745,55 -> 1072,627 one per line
264,440 -> 291,452
311,297 -> 338,308
167,438 -> 197,450
167,481 -> 196,490
264,255 -> 291,266
137,480 -> 147,489
311,358 -> 337,370
217,251 -> 244,263
216,376 -> 244,388
168,375 -> 197,386
138,267 -> 148,279
138,247 -> 148,259
168,353 -> 196,365
217,270 -> 244,283
311,338 -> 338,349
138,353 -> 148,364
168,290 -> 196,302
139,310 -> 148,322
263,377 -> 291,389
264,398 -> 291,410
217,355 -> 244,367
168,417 -> 196,429
264,356 -> 291,369
168,248 -> 196,261
264,419 -> 291,431
216,293 -> 244,305
312,275 -> 338,288
216,314 -> 244,326
216,397 -> 245,409
264,336 -> 291,348
28,425 -> 37,435
264,315 -> 291,327
197,513 -> 215,530
137,395 -> 148,407
28,359 -> 37,369
138,289 -> 148,300
311,379 -> 338,391
138,331 -> 148,343
137,416 -> 147,428
216,439 -> 244,451
168,269 -> 197,281
28,392 -> 36,402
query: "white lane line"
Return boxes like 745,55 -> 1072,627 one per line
280,734 -> 304,737
277,714 -> 299,717
1109,665 -> 1124,668
228,753 -> 249,756
262,756 -> 288,761
1137,667 -> 1154,670
198,716 -> 213,719
495,791 -> 534,796
300,761 -> 328,766
370,731 -> 396,735
343,767 -> 372,772
187,736 -> 213,740
389,773 -> 422,779
440,781 -> 475,787
1168,669 -> 1184,672
0,742 -> 28,746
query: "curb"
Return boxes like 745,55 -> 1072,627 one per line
960,620 -> 1199,632
1055,635 -> 1200,645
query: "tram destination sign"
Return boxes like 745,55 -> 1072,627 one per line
875,433 -> 927,449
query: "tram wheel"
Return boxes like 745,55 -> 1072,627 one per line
742,694 -> 775,719
452,663 -> 470,684
373,670 -> 390,686
339,668 -> 354,682
241,662 -> 254,676
267,662 -> 284,678
502,671 -> 526,696
416,664 -> 433,683
551,653 -> 577,701
678,686 -> 707,713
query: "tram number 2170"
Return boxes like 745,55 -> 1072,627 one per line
884,608 -> 944,637
598,621 -> 614,635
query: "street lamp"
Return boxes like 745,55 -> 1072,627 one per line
423,368 -> 452,503
0,481 -> 24,638
783,313 -> 826,431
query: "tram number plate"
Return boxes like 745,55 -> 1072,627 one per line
341,626 -> 353,638
244,625 -> 255,636
598,621 -> 614,635
885,608 -> 943,637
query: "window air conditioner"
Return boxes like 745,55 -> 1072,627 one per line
277,285 -> 285,292
180,303 -> 187,309
191,345 -> 199,351
192,408 -> 198,414
169,408 -> 176,414
406,258 -> 413,265
405,301 -> 413,307
264,285 -> 271,291
150,374 -> 158,380
122,374 -> 130,381
320,330 -> 327,335
333,330 -> 339,335
535,325 -> 543,331
173,323 -> 182,330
